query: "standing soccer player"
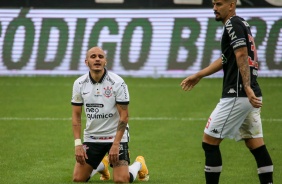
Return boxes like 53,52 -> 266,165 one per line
180,0 -> 273,183
71,46 -> 149,183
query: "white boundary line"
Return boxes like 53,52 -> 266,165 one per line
0,117 -> 281,122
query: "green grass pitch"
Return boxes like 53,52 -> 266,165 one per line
0,76 -> 281,184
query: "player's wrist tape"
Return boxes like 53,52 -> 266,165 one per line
74,139 -> 82,146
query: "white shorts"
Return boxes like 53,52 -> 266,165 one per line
204,97 -> 263,141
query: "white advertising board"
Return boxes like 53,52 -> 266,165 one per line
0,8 -> 281,77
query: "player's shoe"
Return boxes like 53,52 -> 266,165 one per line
136,156 -> 149,181
98,156 -> 110,181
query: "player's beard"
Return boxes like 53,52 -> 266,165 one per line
214,12 -> 222,21
215,17 -> 222,21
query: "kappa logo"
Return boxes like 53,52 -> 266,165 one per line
227,88 -> 236,94
211,129 -> 219,134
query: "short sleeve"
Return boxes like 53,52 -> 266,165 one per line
116,81 -> 130,104
71,80 -> 83,106
228,18 -> 247,50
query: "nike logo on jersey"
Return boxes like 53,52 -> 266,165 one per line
82,92 -> 90,95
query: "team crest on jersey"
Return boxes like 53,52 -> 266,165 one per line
103,86 -> 113,98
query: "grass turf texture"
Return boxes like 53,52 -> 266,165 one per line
0,76 -> 281,184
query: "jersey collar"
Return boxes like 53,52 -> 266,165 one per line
88,68 -> 107,84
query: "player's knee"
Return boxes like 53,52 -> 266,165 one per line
73,175 -> 89,182
113,175 -> 130,183
244,138 -> 264,150
72,177 -> 81,182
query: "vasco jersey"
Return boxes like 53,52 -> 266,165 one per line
221,16 -> 262,98
71,69 -> 130,143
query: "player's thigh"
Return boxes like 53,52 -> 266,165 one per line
243,106 -> 263,137
119,142 -> 130,164
73,162 -> 93,182
205,98 -> 252,139
84,142 -> 111,169
235,100 -> 263,141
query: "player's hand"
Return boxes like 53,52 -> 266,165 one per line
245,87 -> 262,108
75,145 -> 88,165
180,74 -> 201,91
109,143 -> 119,165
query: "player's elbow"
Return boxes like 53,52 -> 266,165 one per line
120,113 -> 129,123
120,117 -> 129,124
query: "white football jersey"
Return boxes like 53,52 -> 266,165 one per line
71,69 -> 130,143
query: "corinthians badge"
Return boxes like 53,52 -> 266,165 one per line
103,86 -> 113,98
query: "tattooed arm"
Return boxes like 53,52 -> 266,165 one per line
109,103 -> 129,165
235,47 -> 262,108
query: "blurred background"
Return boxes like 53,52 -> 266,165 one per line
1,0 -> 282,8
0,0 -> 281,77
0,2 -> 281,183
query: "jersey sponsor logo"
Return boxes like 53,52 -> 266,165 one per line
86,107 -> 114,119
94,91 -> 103,97
86,113 -> 114,120
103,86 -> 113,98
86,103 -> 104,108
79,78 -> 89,85
225,19 -> 237,41
221,54 -> 227,64
89,136 -> 114,140
121,82 -> 129,100
106,76 -> 115,85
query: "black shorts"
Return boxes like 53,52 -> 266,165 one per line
83,142 -> 130,169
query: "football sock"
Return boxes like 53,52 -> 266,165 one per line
128,161 -> 141,182
90,162 -> 105,177
129,173 -> 134,183
250,145 -> 273,184
202,142 -> 222,184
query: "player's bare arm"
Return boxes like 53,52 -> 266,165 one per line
234,47 -> 262,108
72,105 -> 88,164
181,57 -> 223,91
109,103 -> 129,165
